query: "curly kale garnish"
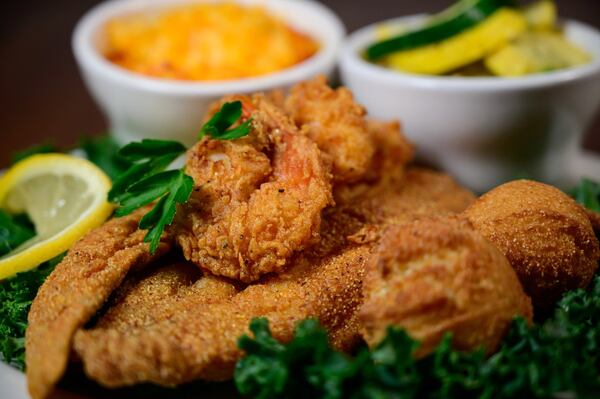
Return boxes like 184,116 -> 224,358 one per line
571,178 -> 600,213
235,276 -> 600,399
0,255 -> 63,370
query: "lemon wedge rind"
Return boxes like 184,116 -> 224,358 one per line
0,154 -> 114,280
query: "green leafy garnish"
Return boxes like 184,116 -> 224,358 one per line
11,144 -> 58,165
571,178 -> 600,212
0,211 -> 35,257
108,139 -> 187,203
0,255 -> 63,370
108,139 -> 191,254
108,101 -> 251,254
125,169 -> 194,251
199,101 -> 252,140
235,275 -> 600,399
80,136 -> 132,181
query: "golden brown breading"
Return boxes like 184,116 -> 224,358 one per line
336,167 -> 476,227
175,94 -> 333,282
464,180 -> 600,309
285,76 -> 375,183
91,262 -> 239,332
73,230 -> 368,387
70,168 -> 474,388
26,209 -> 172,399
360,217 -> 533,356
332,118 -> 413,206
362,119 -> 414,183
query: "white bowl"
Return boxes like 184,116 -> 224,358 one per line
340,16 -> 600,192
73,0 -> 345,146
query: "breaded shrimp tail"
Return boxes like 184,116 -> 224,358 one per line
285,76 -> 375,183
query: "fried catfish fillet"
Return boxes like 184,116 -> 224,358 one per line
69,168 -> 474,389
25,209 -> 172,399
175,94 -> 333,283
73,216 -> 369,386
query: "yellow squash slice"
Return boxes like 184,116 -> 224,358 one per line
485,31 -> 592,77
523,0 -> 557,31
382,8 -> 527,75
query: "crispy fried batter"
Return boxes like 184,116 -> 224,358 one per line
333,118 -> 413,206
69,168 -> 474,388
73,221 -> 368,386
363,119 -> 414,183
465,180 -> 600,309
285,76 -> 375,183
25,209 -> 172,399
91,262 -> 238,332
175,94 -> 333,282
337,167 -> 476,228
360,217 -> 533,356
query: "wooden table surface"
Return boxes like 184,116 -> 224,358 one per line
1,0 -> 599,168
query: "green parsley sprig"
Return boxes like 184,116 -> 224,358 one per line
80,136 -> 133,181
108,101 -> 251,254
199,100 -> 252,140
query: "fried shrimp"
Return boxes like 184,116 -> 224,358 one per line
285,76 -> 375,183
465,180 -> 600,309
360,217 -> 533,357
363,119 -> 414,183
175,94 -> 333,282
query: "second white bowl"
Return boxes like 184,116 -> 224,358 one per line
340,16 -> 600,192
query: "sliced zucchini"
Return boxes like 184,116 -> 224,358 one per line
485,31 -> 592,76
523,0 -> 557,31
382,8 -> 527,75
365,0 -> 516,61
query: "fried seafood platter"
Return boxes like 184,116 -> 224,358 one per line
14,78 -> 600,399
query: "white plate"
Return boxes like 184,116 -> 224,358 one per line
0,363 -> 28,399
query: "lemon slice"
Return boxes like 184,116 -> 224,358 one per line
0,154 -> 114,279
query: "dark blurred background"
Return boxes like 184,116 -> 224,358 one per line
1,0 -> 599,167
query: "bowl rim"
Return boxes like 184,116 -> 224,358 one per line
340,14 -> 600,91
72,0 -> 345,96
